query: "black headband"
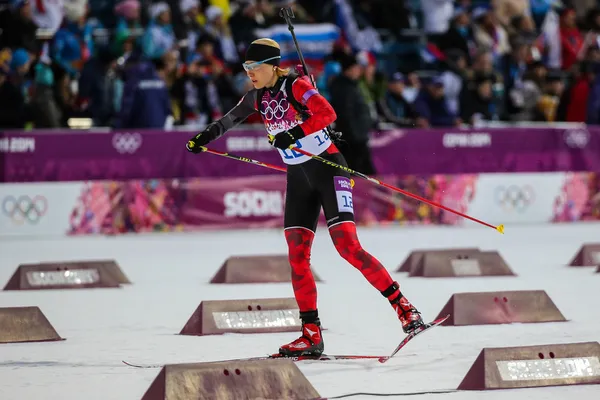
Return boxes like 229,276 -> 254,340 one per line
245,43 -> 281,65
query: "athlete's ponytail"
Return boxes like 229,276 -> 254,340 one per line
275,66 -> 290,77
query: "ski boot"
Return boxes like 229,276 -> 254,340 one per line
279,310 -> 324,357
382,281 -> 425,334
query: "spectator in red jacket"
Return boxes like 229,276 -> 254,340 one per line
559,7 -> 584,70
564,62 -> 595,122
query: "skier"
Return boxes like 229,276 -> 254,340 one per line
186,38 -> 424,357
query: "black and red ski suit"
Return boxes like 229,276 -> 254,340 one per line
206,74 -> 401,316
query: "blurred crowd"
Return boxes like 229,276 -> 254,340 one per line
0,0 -> 599,131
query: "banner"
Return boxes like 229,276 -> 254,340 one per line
2,172 -> 598,237
2,126 -> 599,184
0,127 -> 600,182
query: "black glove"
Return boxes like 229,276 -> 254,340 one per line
269,125 -> 305,150
187,122 -> 221,153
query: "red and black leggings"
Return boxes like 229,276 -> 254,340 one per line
284,151 -> 397,317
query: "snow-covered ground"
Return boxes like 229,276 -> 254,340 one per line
1,222 -> 599,400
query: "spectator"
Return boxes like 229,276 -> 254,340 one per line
559,7 -> 584,71
113,0 -> 142,55
329,52 -> 375,175
172,59 -> 212,127
366,0 -> 411,37
401,72 -> 421,103
506,60 -> 545,121
472,7 -> 511,61
379,72 -> 421,127
178,0 -> 207,58
471,49 -> 498,78
0,0 -> 39,54
412,76 -> 461,127
357,51 -> 386,126
557,61 -> 595,122
587,63 -> 600,124
493,0 -> 532,27
115,57 -> 172,128
192,36 -> 236,114
440,48 -> 468,116
534,70 -> 564,121
460,73 -> 497,125
78,46 -> 120,126
203,5 -> 239,64
141,2 -> 176,60
0,48 -> 11,74
316,60 -> 341,101
438,7 -> 475,64
508,14 -> 538,42
32,0 -> 65,33
52,1 -> 102,78
420,0 -> 455,35
0,51 -> 29,128
30,56 -> 62,128
500,37 -> 530,117
229,0 -> 270,49
9,48 -> 34,106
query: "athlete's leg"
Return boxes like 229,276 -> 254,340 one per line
283,166 -> 321,314
317,153 -> 424,333
280,165 -> 324,356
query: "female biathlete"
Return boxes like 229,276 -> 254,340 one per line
187,38 -> 424,357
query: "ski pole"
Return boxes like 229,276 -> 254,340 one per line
193,143 -> 504,234
288,145 -> 504,234
195,145 -> 287,173
279,7 -> 312,82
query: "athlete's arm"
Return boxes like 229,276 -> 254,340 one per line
212,90 -> 258,136
290,78 -> 336,136
187,90 -> 258,153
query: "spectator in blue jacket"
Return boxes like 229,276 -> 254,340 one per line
412,76 -> 461,127
52,1 -> 103,77
317,60 -> 341,101
113,0 -> 142,55
141,2 -> 176,60
114,57 -> 172,128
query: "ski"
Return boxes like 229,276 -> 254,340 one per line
378,314 -> 450,363
122,353 -> 383,368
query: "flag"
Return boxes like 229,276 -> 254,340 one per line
254,23 -> 340,68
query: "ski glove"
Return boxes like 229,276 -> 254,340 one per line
269,125 -> 305,150
187,122 -> 221,153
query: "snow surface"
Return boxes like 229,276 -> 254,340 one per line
1,222 -> 600,400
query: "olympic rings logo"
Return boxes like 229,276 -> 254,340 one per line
2,195 -> 48,224
563,129 -> 590,149
494,185 -> 535,213
112,133 -> 142,154
260,99 -> 290,121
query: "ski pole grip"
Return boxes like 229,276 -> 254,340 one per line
279,6 -> 295,20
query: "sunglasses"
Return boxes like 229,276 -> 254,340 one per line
242,56 -> 281,72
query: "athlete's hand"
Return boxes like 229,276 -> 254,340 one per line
187,123 -> 220,153
269,126 -> 305,150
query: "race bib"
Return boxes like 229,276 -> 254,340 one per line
334,176 -> 354,214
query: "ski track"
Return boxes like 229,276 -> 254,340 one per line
1,222 -> 599,400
